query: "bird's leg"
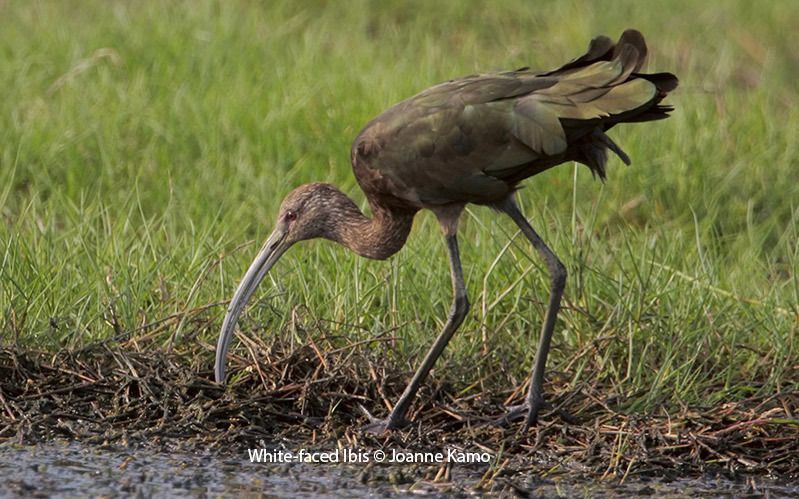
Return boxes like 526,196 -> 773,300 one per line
498,197 -> 566,428
361,233 -> 469,434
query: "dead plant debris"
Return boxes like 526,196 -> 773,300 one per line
1,332 -> 797,484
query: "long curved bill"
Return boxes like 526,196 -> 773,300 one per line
215,227 -> 290,383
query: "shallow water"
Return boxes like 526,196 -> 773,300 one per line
1,441 -> 796,497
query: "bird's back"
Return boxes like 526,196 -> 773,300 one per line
352,29 -> 678,209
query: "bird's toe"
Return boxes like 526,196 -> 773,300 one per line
358,418 -> 410,435
524,404 -> 540,430
493,400 -> 549,429
355,404 -> 410,434
493,403 -> 530,427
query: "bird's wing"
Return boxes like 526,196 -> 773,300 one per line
352,29 -> 675,205
503,62 -> 656,157
352,75 -> 558,205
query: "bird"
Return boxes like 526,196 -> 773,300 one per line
214,29 -> 677,433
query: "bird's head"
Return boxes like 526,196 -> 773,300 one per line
273,182 -> 349,244
214,182 -> 350,383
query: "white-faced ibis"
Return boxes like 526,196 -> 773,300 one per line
214,29 -> 677,433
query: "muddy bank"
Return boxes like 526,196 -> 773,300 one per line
3,441 -> 799,498
1,335 -> 798,491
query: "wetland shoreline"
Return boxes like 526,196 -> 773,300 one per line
2,337 -> 796,493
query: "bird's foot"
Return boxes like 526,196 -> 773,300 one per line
493,401 -> 576,429
356,404 -> 410,435
359,418 -> 410,435
494,400 -> 545,429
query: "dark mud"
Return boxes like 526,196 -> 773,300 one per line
2,442 -> 798,497
1,334 -> 798,494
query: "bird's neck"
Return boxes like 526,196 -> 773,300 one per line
330,198 -> 416,261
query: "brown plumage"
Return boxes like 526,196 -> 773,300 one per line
215,29 -> 677,433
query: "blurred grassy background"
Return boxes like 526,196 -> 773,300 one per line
1,0 -> 797,410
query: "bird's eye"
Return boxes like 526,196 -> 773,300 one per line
285,210 -> 297,222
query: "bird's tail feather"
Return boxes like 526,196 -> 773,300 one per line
509,29 -> 676,179
544,29 -> 649,76
550,29 -> 677,178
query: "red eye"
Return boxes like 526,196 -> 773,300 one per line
285,210 -> 297,222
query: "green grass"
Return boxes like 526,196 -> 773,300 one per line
1,0 -> 797,413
